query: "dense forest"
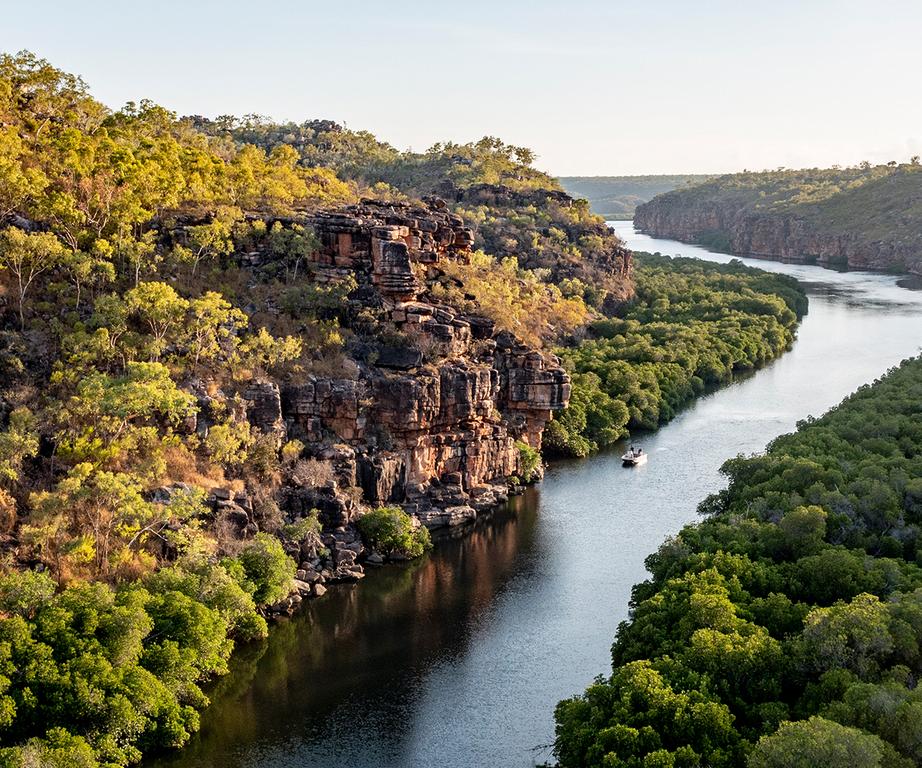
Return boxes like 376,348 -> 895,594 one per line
544,255 -> 806,458
0,50 -> 815,767
555,356 -> 922,768
0,51 -> 629,766
558,176 -> 712,219
634,164 -> 922,274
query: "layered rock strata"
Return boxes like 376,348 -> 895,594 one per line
635,198 -> 922,275
235,199 -> 572,530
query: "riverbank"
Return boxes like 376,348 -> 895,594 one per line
633,164 -> 922,276
555,355 -> 922,767
547,253 -> 806,457
251,253 -> 809,619
145,227 -> 922,768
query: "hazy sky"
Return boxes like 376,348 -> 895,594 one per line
4,0 -> 921,176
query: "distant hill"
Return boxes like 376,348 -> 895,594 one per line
558,175 -> 713,219
634,163 -> 922,275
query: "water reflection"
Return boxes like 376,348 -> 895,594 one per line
151,224 -> 922,768
617,222 -> 922,311
149,496 -> 543,768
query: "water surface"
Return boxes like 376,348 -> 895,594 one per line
151,222 -> 922,768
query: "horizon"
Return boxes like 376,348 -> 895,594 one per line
5,0 -> 922,177
4,5 -> 922,768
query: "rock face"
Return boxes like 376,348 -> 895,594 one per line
635,197 -> 922,275
242,381 -> 286,443
243,199 -> 573,527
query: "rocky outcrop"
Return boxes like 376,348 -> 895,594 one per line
635,197 -> 922,275
237,199 -> 574,529
242,381 -> 286,443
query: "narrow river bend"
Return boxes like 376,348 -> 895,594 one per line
150,223 -> 922,768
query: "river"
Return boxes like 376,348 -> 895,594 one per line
150,222 -> 922,768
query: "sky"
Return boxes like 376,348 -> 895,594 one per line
4,0 -> 922,176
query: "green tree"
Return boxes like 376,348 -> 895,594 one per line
184,206 -> 239,275
183,292 -> 247,373
0,569 -> 56,619
554,660 -> 737,768
11,728 -> 100,768
777,505 -> 827,558
748,717 -> 909,768
27,463 -> 157,578
234,533 -> 295,605
799,594 -> 894,679
0,125 -> 45,219
59,246 -> 115,310
116,229 -> 159,286
204,420 -> 252,470
55,361 -> 195,469
0,228 -> 67,327
124,282 -> 189,360
0,408 -> 38,486
235,327 -> 302,376
357,506 -> 432,559
146,557 -> 267,641
265,221 -> 320,283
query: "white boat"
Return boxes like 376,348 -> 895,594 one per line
621,446 -> 647,466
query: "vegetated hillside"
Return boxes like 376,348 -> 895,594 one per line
0,50 -> 634,765
635,163 -> 922,274
555,355 -> 922,768
558,175 -> 713,219
545,254 -> 807,458
193,119 -> 636,310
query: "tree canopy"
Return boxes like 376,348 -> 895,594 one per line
555,357 -> 922,767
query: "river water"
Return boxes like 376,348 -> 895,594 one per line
150,223 -> 922,768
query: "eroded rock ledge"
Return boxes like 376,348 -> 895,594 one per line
229,198 -> 572,532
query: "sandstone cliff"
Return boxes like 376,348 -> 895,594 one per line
210,198 -> 607,534
635,188 -> 922,275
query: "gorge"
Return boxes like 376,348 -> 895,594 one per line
634,165 -> 922,275
146,224 -> 922,768
3,49 -> 922,768
235,198 -> 577,535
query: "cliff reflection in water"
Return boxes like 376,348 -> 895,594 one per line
148,492 -> 541,768
151,224 -> 922,768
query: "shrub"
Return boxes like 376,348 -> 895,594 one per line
289,458 -> 335,488
748,717 -> 904,768
0,569 -> 56,618
516,441 -> 542,483
204,421 -> 253,469
146,558 -> 268,641
235,327 -> 302,376
233,533 -> 295,605
432,251 -> 590,348
357,506 -> 431,559
280,439 -> 304,464
283,510 -> 322,541
9,727 -> 99,768
244,432 -> 281,481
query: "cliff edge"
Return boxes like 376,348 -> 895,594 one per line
202,198 -> 586,531
635,165 -> 922,275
